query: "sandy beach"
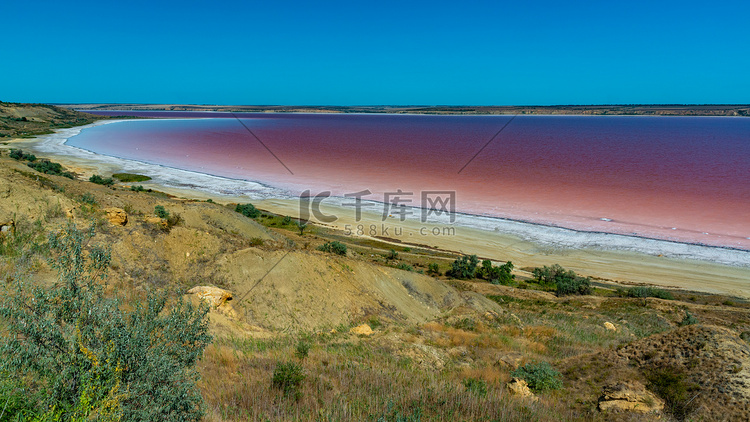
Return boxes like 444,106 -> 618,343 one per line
255,198 -> 750,297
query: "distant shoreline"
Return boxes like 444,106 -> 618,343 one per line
55,103 -> 750,117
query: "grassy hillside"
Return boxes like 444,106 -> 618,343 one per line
0,101 -> 105,138
1,109 -> 749,420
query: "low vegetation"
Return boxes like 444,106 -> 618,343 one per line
679,310 -> 698,326
155,204 -> 170,219
0,224 -> 211,421
619,286 -> 674,301
112,172 -> 152,182
511,362 -> 563,392
646,367 -> 700,420
427,262 -> 440,275
272,361 -> 306,399
236,203 -> 260,218
9,148 -> 36,161
27,158 -> 75,179
9,148 -> 75,179
532,264 -> 592,296
89,174 -> 115,186
396,262 -> 414,272
317,241 -> 348,255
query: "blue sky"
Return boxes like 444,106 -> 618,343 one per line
2,0 -> 747,105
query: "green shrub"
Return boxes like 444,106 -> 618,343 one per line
679,311 -> 698,326
511,362 -> 563,392
556,275 -> 592,296
112,173 -> 151,182
623,286 -> 674,300
131,185 -> 146,192
154,205 -> 170,219
463,378 -> 488,397
282,215 -> 292,225
27,159 -> 75,179
272,361 -> 305,397
89,174 -> 114,186
427,263 -> 440,275
396,263 -> 414,272
0,223 -> 211,421
235,203 -> 260,218
318,241 -> 347,256
532,264 -> 591,296
387,249 -> 399,260
532,264 -> 565,285
478,260 -> 515,284
9,148 -> 36,161
295,340 -> 311,360
447,255 -> 479,279
80,193 -> 97,205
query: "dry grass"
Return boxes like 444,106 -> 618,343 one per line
198,333 -> 583,421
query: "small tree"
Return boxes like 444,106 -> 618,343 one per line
297,221 -> 308,236
532,264 -> 591,296
447,255 -> 479,279
496,261 -> 515,284
235,203 -> 260,218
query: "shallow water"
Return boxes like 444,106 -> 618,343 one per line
69,112 -> 750,251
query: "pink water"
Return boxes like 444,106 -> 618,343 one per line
73,112 -> 750,250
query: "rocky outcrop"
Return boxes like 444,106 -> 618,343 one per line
188,286 -> 233,308
104,207 -> 128,226
144,216 -> 167,228
506,377 -> 538,401
604,322 -> 616,331
598,381 -> 663,413
350,324 -> 373,336
0,219 -> 15,236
